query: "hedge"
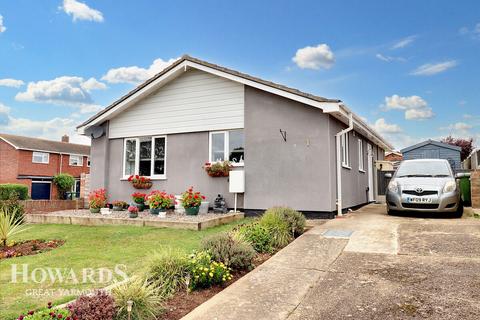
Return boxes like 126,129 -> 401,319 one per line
0,184 -> 29,200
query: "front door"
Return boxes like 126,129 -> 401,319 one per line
31,182 -> 51,200
367,143 -> 374,202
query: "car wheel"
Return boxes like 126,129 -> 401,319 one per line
387,208 -> 396,216
453,202 -> 464,218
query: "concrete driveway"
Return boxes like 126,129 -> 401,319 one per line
184,204 -> 480,320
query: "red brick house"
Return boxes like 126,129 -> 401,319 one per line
0,133 -> 90,200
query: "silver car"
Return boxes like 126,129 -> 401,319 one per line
386,159 -> 463,217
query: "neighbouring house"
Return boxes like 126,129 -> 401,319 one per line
77,55 -> 392,216
463,148 -> 480,170
401,139 -> 462,171
384,151 -> 403,162
0,133 -> 90,200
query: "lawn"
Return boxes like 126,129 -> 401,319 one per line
0,221 -> 245,319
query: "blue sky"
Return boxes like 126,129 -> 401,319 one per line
0,0 -> 479,149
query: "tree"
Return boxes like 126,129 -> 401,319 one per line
53,173 -> 75,199
441,136 -> 474,161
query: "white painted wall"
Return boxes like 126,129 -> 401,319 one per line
109,69 -> 244,138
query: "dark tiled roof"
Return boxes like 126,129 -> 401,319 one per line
78,55 -> 341,129
0,133 -> 90,155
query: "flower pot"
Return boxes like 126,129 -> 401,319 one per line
89,207 -> 100,214
129,212 -> 138,218
132,202 -> 145,212
112,206 -> 124,211
149,208 -> 166,215
185,206 -> 200,216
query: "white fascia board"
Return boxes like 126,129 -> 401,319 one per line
77,60 -> 340,134
0,137 -> 19,149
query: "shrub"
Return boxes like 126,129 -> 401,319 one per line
112,200 -> 128,208
238,222 -> 274,253
259,209 -> 292,249
0,192 -> 25,223
201,232 -> 255,270
88,189 -> 107,209
68,290 -> 115,320
188,251 -> 232,290
266,206 -> 306,237
0,183 -> 28,200
112,277 -> 163,320
53,173 -> 75,199
180,186 -> 205,208
0,206 -> 29,247
19,302 -> 71,320
146,249 -> 189,297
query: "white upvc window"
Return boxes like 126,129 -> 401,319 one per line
69,155 -> 83,166
358,139 -> 365,172
209,129 -> 244,165
341,133 -> 350,168
123,136 -> 167,179
32,152 -> 49,164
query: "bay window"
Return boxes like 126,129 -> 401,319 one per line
123,136 -> 166,178
209,130 -> 244,165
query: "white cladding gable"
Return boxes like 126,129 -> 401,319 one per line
108,69 -> 245,138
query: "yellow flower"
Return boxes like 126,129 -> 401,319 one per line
202,272 -> 205,276
209,272 -> 213,277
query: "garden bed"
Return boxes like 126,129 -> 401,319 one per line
0,239 -> 64,259
25,210 -> 244,230
159,253 -> 271,320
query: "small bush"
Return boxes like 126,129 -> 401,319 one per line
201,232 -> 255,270
0,192 -> 25,223
238,223 -> 274,253
53,173 -> 75,199
266,207 -> 306,237
20,303 -> 70,320
259,209 -> 292,249
146,249 -> 189,297
188,251 -> 232,290
68,290 -> 115,320
0,206 -> 29,247
0,183 -> 28,200
112,277 -> 163,320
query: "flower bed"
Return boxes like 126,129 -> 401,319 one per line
0,239 -> 64,260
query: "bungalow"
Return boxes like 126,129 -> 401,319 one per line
77,55 -> 392,216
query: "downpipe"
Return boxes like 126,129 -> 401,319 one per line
335,113 -> 353,217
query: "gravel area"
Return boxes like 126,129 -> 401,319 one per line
47,209 -> 236,222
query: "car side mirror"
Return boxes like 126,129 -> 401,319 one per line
384,173 -> 392,179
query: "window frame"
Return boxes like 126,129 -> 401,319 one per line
358,138 -> 365,172
341,133 -> 350,169
122,136 -> 167,180
32,151 -> 49,164
69,154 -> 83,167
208,130 -> 244,166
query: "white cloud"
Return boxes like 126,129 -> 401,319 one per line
0,15 -> 6,33
373,118 -> 403,134
410,60 -> 457,76
459,22 -> 480,39
441,122 -> 472,131
61,0 -> 104,22
375,53 -> 406,62
391,35 -> 417,49
15,76 -> 105,114
0,103 -> 11,114
102,57 -> 178,84
0,78 -> 25,88
384,94 -> 434,120
292,44 -> 335,70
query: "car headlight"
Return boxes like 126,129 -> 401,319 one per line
388,180 -> 398,193
443,181 -> 456,193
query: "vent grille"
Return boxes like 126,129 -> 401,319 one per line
402,203 -> 439,209
403,190 -> 438,196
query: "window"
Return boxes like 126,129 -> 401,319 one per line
87,157 -> 90,167
341,133 -> 350,168
358,139 -> 365,172
209,130 -> 244,165
32,152 -> 49,164
123,136 -> 167,178
69,155 -> 83,166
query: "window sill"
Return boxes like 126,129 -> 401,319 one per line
121,177 -> 167,181
359,169 -> 366,173
342,164 -> 351,170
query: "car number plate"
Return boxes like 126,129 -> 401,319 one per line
408,197 -> 432,204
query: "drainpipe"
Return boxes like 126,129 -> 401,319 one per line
335,113 -> 353,217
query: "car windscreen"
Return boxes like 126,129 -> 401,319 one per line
396,161 -> 451,178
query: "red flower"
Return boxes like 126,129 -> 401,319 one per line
201,196 -> 206,200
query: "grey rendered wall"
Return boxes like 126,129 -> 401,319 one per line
243,86 -> 334,212
89,122 -> 109,191
403,144 -> 461,170
328,117 -> 382,209
105,132 -> 242,208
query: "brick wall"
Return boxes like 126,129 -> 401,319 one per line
18,199 -> 84,214
0,140 -> 21,184
472,170 -> 480,209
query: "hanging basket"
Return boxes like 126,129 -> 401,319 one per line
132,182 -> 153,189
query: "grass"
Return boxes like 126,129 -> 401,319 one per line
0,221 -> 246,319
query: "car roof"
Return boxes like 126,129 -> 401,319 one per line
402,159 -> 449,163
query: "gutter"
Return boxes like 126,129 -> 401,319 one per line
334,112 -> 353,217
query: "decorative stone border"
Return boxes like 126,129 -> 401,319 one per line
26,212 -> 244,231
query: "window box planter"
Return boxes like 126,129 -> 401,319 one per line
203,161 -> 231,177
132,181 -> 153,189
185,206 -> 200,216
